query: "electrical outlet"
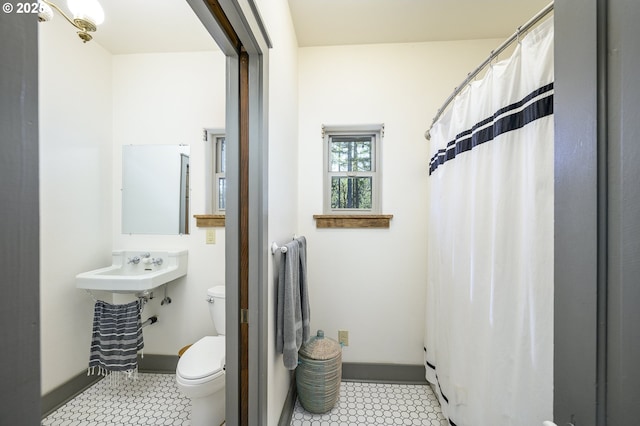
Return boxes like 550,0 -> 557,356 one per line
206,229 -> 216,244
338,330 -> 349,347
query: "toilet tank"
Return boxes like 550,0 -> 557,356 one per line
207,286 -> 225,335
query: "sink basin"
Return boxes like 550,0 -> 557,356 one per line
76,250 -> 188,293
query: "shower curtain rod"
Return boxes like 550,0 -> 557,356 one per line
424,1 -> 554,140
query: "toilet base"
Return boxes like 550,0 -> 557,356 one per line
190,388 -> 225,426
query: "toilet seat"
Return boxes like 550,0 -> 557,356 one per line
177,336 -> 225,384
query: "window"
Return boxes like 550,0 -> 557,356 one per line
214,135 -> 226,213
323,124 -> 383,214
205,129 -> 226,215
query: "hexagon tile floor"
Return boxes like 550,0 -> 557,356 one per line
42,373 -> 446,426
42,373 -> 191,426
291,381 -> 447,426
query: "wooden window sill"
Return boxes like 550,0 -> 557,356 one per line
313,214 -> 393,229
194,214 -> 226,227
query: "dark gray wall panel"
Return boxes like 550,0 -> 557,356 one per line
0,11 -> 41,426
606,0 -> 640,423
554,1 -> 600,425
556,1 -> 640,425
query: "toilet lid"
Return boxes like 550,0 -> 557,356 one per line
177,336 -> 225,380
207,286 -> 225,298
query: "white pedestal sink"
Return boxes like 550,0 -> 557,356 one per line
76,250 -> 188,293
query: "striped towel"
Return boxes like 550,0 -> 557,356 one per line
88,299 -> 144,380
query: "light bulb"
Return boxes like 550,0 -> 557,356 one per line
67,0 -> 104,26
38,1 -> 54,22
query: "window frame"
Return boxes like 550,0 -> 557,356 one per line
205,128 -> 226,215
322,124 -> 384,215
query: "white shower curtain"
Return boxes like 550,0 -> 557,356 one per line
424,19 -> 554,426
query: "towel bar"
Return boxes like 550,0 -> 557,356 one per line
271,235 -> 299,255
271,241 -> 288,254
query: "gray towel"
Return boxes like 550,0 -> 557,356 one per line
276,237 -> 311,370
88,299 -> 143,379
297,236 -> 311,343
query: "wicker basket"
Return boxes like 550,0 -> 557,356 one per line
296,330 -> 342,414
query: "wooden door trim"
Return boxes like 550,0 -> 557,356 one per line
239,48 -> 250,426
203,0 -> 241,52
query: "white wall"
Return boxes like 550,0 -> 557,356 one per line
39,16 -> 113,394
39,6 -> 507,421
112,50 -> 226,354
40,26 -> 225,392
254,0 -> 300,423
297,39 -> 502,365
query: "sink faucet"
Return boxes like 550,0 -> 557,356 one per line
141,256 -> 163,266
127,256 -> 141,265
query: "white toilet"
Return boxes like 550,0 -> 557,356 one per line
176,285 -> 226,426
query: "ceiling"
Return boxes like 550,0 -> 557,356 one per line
90,1 -> 217,54
86,0 -> 551,54
288,0 -> 551,47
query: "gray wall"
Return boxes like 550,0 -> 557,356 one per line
555,0 -> 640,424
554,1 -> 600,424
605,0 -> 640,424
0,11 -> 41,426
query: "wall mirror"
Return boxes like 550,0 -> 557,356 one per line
122,144 -> 190,235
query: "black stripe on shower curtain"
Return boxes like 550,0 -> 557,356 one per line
428,82 -> 554,175
424,346 -> 459,426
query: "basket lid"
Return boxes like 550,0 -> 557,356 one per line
299,330 -> 342,360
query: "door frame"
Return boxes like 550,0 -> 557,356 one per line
186,1 -> 271,424
555,0 -> 640,425
0,10 -> 41,426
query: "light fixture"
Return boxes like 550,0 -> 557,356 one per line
38,0 -> 105,43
